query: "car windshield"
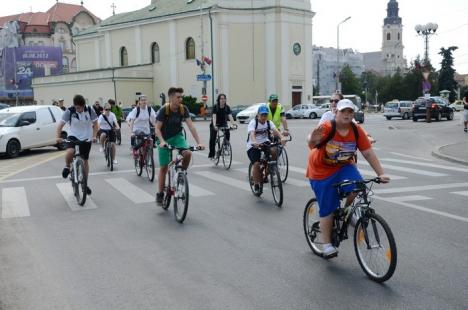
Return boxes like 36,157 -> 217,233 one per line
0,112 -> 20,127
386,102 -> 398,108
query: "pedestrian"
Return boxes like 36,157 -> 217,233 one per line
425,94 -> 432,123
109,99 -> 123,128
463,91 -> 468,132
93,101 -> 103,117
58,99 -> 66,111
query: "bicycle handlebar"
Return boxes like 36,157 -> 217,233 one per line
332,177 -> 382,189
163,145 -> 201,152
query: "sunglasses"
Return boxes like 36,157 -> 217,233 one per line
330,99 -> 339,103
105,109 -> 110,111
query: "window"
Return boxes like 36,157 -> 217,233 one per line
151,42 -> 160,63
62,57 -> 69,73
120,47 -> 128,66
387,33 -> 391,40
185,37 -> 195,60
19,112 -> 36,125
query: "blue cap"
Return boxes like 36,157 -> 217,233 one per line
258,105 -> 269,114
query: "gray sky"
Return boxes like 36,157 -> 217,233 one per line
2,0 -> 468,73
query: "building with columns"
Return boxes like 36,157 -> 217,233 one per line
33,0 -> 314,108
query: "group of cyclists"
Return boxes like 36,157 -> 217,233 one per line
56,88 -> 390,260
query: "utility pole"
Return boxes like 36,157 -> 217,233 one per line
200,1 -> 207,98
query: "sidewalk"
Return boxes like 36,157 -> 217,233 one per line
432,141 -> 468,166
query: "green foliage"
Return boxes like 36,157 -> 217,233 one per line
340,64 -> 362,95
182,95 -> 201,114
438,46 -> 458,102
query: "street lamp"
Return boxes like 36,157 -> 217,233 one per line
415,22 -> 438,64
336,16 -> 351,92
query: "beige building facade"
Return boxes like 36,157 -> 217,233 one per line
33,0 -> 314,108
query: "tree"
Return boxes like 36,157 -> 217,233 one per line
438,46 -> 458,102
340,64 -> 362,95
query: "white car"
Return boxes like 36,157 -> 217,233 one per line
286,104 -> 329,119
449,100 -> 464,112
0,105 -> 67,158
236,103 -> 265,124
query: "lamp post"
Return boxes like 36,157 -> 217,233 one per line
336,16 -> 351,92
415,22 -> 438,64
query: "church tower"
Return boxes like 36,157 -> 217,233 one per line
381,0 -> 406,74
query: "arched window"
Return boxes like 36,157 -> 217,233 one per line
120,47 -> 128,66
62,56 -> 69,73
185,37 -> 195,60
151,42 -> 160,64
387,33 -> 391,40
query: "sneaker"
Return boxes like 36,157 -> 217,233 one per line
322,243 -> 338,259
156,192 -> 164,206
86,186 -> 92,195
99,147 -> 103,153
113,160 -> 118,165
62,167 -> 70,179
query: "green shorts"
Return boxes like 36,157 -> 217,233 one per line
157,133 -> 189,166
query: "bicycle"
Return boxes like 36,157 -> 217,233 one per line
303,177 -> 397,283
161,145 -> 199,223
248,139 -> 289,207
133,134 -> 155,182
276,134 -> 291,183
64,139 -> 89,206
103,130 -> 116,171
115,128 -> 122,145
213,125 -> 237,170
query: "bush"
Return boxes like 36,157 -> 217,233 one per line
183,95 -> 202,114
151,104 -> 161,112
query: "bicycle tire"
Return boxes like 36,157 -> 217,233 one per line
270,165 -> 283,207
134,149 -> 143,176
354,212 -> 397,283
303,198 -> 324,257
221,141 -> 232,170
173,171 -> 189,223
108,143 -> 114,171
75,158 -> 87,206
277,146 -> 289,183
162,170 -> 171,210
116,130 -> 122,145
214,137 -> 221,166
248,162 -> 262,197
145,146 -> 155,182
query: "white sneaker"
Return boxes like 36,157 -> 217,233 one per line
322,243 -> 338,258
113,160 -> 118,164
99,147 -> 103,153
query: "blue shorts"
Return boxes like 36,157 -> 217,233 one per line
309,164 -> 363,217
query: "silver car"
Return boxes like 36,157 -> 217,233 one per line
286,104 -> 329,119
384,100 -> 413,120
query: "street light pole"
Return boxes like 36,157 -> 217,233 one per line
415,22 -> 438,65
336,16 -> 351,92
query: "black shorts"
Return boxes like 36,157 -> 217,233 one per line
67,136 -> 92,160
100,129 -> 116,142
247,148 -> 262,163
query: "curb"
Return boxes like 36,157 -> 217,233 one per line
431,144 -> 468,166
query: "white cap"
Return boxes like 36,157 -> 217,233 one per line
336,99 -> 355,112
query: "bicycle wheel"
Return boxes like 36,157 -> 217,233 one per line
74,158 -> 87,206
214,137 -> 221,166
221,141 -> 232,170
277,146 -> 289,183
173,171 -> 189,223
303,198 -> 325,257
134,149 -> 143,176
354,212 -> 397,283
116,130 -> 122,145
248,162 -> 262,197
145,146 -> 155,182
162,170 -> 171,210
270,165 -> 283,207
107,143 -> 114,171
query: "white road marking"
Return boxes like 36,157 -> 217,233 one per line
451,191 -> 468,197
389,152 -> 434,162
189,184 -> 215,197
234,168 -> 307,187
359,162 -> 448,177
381,158 -> 468,173
374,182 -> 468,194
358,169 -> 407,180
288,166 -> 306,174
1,187 -> 30,218
195,171 -> 251,192
105,178 -> 155,204
56,183 -> 97,211
381,195 -> 433,202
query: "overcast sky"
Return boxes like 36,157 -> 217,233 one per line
2,0 -> 468,73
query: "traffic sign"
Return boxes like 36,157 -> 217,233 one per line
201,95 -> 208,102
197,74 -> 212,81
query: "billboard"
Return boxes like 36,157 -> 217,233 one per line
0,46 -> 62,98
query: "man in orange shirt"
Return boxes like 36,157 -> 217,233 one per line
306,99 -> 390,258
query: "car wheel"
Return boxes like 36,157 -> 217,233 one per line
386,116 -> 391,120
6,139 -> 21,158
286,114 -> 292,119
447,110 -> 454,120
412,117 -> 418,122
435,111 -> 441,121
309,112 -> 317,119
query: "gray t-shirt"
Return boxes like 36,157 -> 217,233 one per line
156,105 -> 190,139
61,106 -> 98,141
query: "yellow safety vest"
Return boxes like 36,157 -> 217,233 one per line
267,102 -> 283,129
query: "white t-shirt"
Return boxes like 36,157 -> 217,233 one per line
61,107 -> 98,141
128,106 -> 156,134
246,119 -> 276,150
98,112 -> 118,130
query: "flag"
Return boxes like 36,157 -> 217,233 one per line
204,56 -> 212,65
196,58 -> 201,66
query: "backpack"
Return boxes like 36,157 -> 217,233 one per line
315,119 -> 360,161
68,106 -> 92,125
247,117 -> 272,142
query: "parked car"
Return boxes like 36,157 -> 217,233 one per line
412,97 -> 454,122
236,103 -> 265,124
231,105 -> 249,121
0,105 -> 67,158
449,100 -> 464,112
285,104 -> 329,119
122,107 -> 133,121
0,103 -> 9,110
383,100 -> 413,120
354,107 -> 365,124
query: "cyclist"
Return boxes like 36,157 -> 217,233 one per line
127,94 -> 157,155
56,94 -> 98,195
109,99 -> 123,128
208,93 -> 237,160
155,87 -> 205,206
306,99 -> 389,258
266,94 -> 289,136
247,105 -> 285,192
98,103 -> 120,164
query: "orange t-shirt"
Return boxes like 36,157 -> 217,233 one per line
306,121 -> 372,180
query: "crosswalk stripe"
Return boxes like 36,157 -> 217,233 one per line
234,168 -> 307,187
189,183 -> 215,197
389,152 -> 434,162
381,158 -> 468,173
194,171 -> 251,192
192,150 -> 242,165
374,182 -> 468,194
451,191 -> 468,197
382,195 -> 433,203
1,187 -> 30,218
358,169 -> 407,180
56,183 -> 97,211
288,166 -> 306,174
359,162 -> 448,177
105,178 -> 155,204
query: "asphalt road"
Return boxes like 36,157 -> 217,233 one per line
0,113 -> 467,310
